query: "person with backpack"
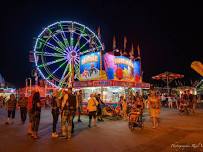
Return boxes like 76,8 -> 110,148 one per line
51,91 -> 60,138
5,94 -> 17,125
87,93 -> 98,128
61,88 -> 76,140
96,94 -> 105,121
18,94 -> 28,124
31,92 -> 41,139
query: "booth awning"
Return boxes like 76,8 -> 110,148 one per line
73,80 -> 150,89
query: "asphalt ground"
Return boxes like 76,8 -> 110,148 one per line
0,107 -> 203,152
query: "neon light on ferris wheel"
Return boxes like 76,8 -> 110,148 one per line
33,21 -> 102,88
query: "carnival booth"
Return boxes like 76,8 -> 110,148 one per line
31,21 -> 150,110
74,52 -> 150,107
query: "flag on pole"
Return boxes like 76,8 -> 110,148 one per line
137,44 -> 141,57
129,43 -> 134,60
113,35 -> 116,50
124,36 -> 127,51
131,43 -> 134,55
97,27 -> 101,40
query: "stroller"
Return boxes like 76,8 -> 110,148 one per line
128,107 -> 144,131
179,102 -> 192,115
103,105 -> 122,120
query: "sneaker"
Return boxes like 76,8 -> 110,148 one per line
51,133 -> 58,138
67,138 -> 71,141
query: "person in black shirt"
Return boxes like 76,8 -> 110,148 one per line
51,91 -> 60,138
96,94 -> 105,121
32,92 -> 41,139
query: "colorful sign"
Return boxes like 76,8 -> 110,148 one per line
103,53 -> 137,81
80,52 -> 101,80
134,60 -> 141,82
73,80 -> 150,88
93,80 -> 113,87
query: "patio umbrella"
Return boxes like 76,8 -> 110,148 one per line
152,71 -> 184,94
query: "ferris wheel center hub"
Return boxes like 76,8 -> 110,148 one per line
70,51 -> 77,57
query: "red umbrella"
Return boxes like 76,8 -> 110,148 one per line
152,72 -> 184,80
152,71 -> 184,93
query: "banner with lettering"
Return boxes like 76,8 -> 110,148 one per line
103,53 -> 135,81
134,60 -> 141,82
80,52 -> 101,80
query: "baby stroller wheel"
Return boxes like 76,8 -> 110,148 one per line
128,122 -> 134,131
140,123 -> 144,129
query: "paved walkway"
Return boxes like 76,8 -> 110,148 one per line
0,108 -> 203,152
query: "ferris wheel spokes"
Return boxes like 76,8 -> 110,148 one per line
58,22 -> 70,48
46,60 -> 67,79
60,63 -> 71,85
52,34 -> 67,52
38,38 -> 66,55
35,51 -> 64,58
38,57 -> 66,68
59,69 -> 71,87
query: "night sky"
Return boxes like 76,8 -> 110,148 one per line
0,0 -> 202,87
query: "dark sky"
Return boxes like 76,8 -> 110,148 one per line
0,0 -> 202,87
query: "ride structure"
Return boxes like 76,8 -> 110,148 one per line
34,21 -> 102,88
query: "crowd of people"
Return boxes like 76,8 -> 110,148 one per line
160,90 -> 198,113
1,87 -> 106,140
0,87 -> 200,140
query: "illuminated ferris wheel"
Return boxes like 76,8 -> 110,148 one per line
34,21 -> 102,88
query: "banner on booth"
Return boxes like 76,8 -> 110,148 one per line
104,53 -> 137,81
80,52 -> 101,80
134,60 -> 141,82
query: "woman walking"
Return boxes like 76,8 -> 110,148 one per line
51,91 -> 60,138
5,94 -> 17,125
18,94 -> 28,124
87,94 -> 98,128
148,90 -> 161,129
32,92 -> 41,139
122,99 -> 128,120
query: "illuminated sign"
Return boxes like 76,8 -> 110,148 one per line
114,57 -> 134,68
103,53 -> 135,81
80,52 -> 101,81
81,55 -> 98,65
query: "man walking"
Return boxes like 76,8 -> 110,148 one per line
61,88 -> 76,140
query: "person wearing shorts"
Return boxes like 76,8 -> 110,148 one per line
87,94 -> 98,128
